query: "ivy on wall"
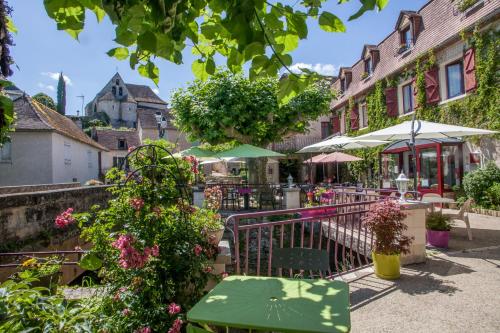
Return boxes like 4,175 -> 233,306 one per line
343,27 -> 499,185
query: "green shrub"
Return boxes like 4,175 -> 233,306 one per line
485,183 -> 500,210
463,162 -> 500,208
426,212 -> 453,231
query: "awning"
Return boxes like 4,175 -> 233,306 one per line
214,144 -> 285,158
297,135 -> 388,153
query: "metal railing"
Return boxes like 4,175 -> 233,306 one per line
226,198 -> 380,278
0,250 -> 86,268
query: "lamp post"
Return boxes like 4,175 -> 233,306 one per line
155,111 -> 168,140
395,172 -> 410,202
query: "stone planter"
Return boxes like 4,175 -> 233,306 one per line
426,229 -> 450,248
207,228 -> 225,245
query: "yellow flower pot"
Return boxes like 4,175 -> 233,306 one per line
372,252 -> 401,280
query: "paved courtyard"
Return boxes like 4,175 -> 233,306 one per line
349,212 -> 500,332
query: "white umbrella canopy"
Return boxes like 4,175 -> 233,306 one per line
355,120 -> 498,141
297,135 -> 389,153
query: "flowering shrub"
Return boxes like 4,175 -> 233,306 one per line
69,141 -> 218,332
204,185 -> 222,210
362,199 -> 413,255
54,208 -> 75,228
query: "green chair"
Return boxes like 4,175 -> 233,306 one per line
271,247 -> 331,278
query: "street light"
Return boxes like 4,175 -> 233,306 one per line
395,172 -> 410,202
155,111 -> 168,140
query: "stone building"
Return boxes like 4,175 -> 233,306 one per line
0,94 -> 108,186
85,73 -> 191,150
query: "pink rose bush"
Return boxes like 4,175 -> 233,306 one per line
71,141 -> 218,332
54,208 -> 75,228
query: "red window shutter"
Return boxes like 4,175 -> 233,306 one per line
385,87 -> 398,117
424,67 -> 440,104
350,105 -> 359,130
332,115 -> 340,134
464,48 -> 477,92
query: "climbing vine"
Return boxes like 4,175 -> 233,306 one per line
344,27 -> 499,184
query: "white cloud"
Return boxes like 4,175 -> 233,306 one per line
37,82 -> 55,92
41,72 -> 72,86
289,63 -> 339,76
152,88 -> 160,95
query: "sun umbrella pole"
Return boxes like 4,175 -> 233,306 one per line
410,113 -> 419,191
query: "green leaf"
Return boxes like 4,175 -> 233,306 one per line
78,253 -> 102,271
349,0 -> 377,21
6,17 -> 17,34
44,0 -> 85,39
287,14 -> 308,39
244,42 -> 265,61
376,0 -> 389,10
138,61 -> 160,85
129,52 -> 138,69
206,57 -> 216,75
275,33 -> 299,53
227,49 -> 244,72
137,31 -> 157,53
115,26 -> 136,46
319,12 -> 346,32
192,59 -> 208,81
107,47 -> 129,60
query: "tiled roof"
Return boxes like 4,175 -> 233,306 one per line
137,108 -> 176,129
13,96 -> 108,151
125,84 -> 166,105
331,0 -> 500,110
94,129 -> 141,150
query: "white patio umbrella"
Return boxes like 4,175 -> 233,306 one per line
355,120 -> 497,141
297,135 -> 389,153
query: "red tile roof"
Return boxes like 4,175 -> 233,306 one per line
331,0 -> 500,110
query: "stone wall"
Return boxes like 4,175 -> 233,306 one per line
0,182 -> 80,195
0,185 -> 112,249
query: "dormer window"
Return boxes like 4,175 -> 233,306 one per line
364,57 -> 373,76
340,78 -> 346,94
118,139 -> 127,150
395,11 -> 422,54
401,26 -> 412,50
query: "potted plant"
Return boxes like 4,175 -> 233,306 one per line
192,207 -> 225,245
426,212 -> 453,248
363,199 -> 413,279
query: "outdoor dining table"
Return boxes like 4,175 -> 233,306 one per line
422,196 -> 456,212
187,275 -> 351,333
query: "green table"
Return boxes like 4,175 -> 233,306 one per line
187,276 -> 350,333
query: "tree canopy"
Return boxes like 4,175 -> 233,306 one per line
171,70 -> 333,147
42,0 -> 389,103
33,92 -> 56,110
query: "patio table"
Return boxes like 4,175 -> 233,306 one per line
422,196 -> 456,212
187,275 -> 350,333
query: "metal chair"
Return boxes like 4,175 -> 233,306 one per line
258,187 -> 276,209
221,187 -> 238,210
443,198 -> 473,240
271,247 -> 331,279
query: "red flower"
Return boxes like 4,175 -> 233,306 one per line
194,244 -> 203,257
129,198 -> 145,211
54,208 -> 75,228
203,266 -> 213,273
167,302 -> 181,315
167,318 -> 183,333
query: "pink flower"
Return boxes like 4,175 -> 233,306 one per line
122,308 -> 131,316
54,208 -> 75,228
221,272 -> 229,279
129,198 -> 145,211
203,266 -> 213,273
168,318 -> 183,333
194,244 -> 203,257
151,244 -> 160,257
167,302 -> 181,315
112,235 -> 155,269
135,327 -> 151,333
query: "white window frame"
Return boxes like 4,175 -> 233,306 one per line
359,102 -> 368,129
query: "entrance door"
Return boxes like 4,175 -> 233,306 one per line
417,145 -> 440,194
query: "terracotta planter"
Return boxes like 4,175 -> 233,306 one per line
207,228 -> 224,245
372,252 -> 400,280
426,229 -> 449,248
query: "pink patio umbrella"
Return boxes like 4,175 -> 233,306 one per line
319,152 -> 362,184
302,154 -> 328,184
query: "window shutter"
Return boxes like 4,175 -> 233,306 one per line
350,105 -> 359,130
464,48 -> 477,92
424,67 -> 440,104
113,157 -> 117,167
385,87 -> 398,117
332,115 -> 340,134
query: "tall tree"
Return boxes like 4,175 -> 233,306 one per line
56,71 -> 66,115
171,70 -> 332,182
0,0 -> 15,146
43,0 -> 388,103
33,92 -> 56,110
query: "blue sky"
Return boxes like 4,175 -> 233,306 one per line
9,0 -> 428,115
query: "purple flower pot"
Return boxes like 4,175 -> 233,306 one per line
426,229 -> 450,248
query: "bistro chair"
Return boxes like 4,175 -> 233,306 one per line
221,187 -> 238,210
259,187 -> 276,209
443,198 -> 473,241
271,247 -> 331,279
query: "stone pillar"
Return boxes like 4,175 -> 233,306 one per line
400,202 -> 429,265
205,240 -> 231,291
193,189 -> 204,208
283,188 -> 301,209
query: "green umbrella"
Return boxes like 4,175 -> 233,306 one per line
214,144 -> 285,158
179,146 -> 214,158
